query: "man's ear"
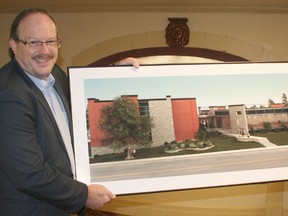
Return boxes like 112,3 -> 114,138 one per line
9,39 -> 17,55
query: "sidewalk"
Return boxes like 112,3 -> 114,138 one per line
216,129 -> 277,147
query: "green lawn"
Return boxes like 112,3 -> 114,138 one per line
251,131 -> 288,146
91,132 -> 272,163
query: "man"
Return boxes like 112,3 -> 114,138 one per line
0,8 -> 139,215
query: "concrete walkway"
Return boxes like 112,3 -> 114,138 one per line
215,129 -> 277,147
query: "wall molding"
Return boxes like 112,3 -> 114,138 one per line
1,6 -> 288,14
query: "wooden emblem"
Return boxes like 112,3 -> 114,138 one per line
165,18 -> 190,48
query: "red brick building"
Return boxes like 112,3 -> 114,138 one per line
171,98 -> 199,142
87,95 -> 199,148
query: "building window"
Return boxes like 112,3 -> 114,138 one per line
139,100 -> 150,116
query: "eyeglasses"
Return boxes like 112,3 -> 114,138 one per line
16,39 -> 62,48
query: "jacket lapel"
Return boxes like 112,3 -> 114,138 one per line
12,59 -> 69,153
53,80 -> 72,130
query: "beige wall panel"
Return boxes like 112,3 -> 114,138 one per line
1,12 -> 288,70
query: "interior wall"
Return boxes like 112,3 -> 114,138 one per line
0,10 -> 288,215
1,12 -> 288,71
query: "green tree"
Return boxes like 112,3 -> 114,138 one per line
99,96 -> 154,159
282,93 -> 287,106
86,105 -> 89,130
263,122 -> 272,132
268,98 -> 275,107
195,124 -> 208,142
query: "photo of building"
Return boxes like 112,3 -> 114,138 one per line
88,91 -> 288,157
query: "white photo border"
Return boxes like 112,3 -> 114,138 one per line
68,62 -> 288,195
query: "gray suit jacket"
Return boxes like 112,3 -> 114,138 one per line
0,58 -> 88,216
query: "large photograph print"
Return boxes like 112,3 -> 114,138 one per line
68,62 -> 288,195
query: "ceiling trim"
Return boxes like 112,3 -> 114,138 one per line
1,6 -> 288,14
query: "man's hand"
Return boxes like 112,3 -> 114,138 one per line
85,184 -> 116,209
115,57 -> 141,68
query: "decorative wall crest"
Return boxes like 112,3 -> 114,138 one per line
165,18 -> 190,48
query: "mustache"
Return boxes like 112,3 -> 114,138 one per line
32,53 -> 54,60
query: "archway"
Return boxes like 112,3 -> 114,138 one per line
89,47 -> 248,67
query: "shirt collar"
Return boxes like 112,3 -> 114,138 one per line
25,72 -> 55,94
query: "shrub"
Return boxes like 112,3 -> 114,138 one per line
185,142 -> 194,148
168,143 -> 177,150
178,143 -> 185,149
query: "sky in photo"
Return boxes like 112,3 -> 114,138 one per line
84,73 -> 288,108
